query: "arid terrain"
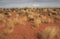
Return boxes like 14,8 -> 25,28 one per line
0,8 -> 60,39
